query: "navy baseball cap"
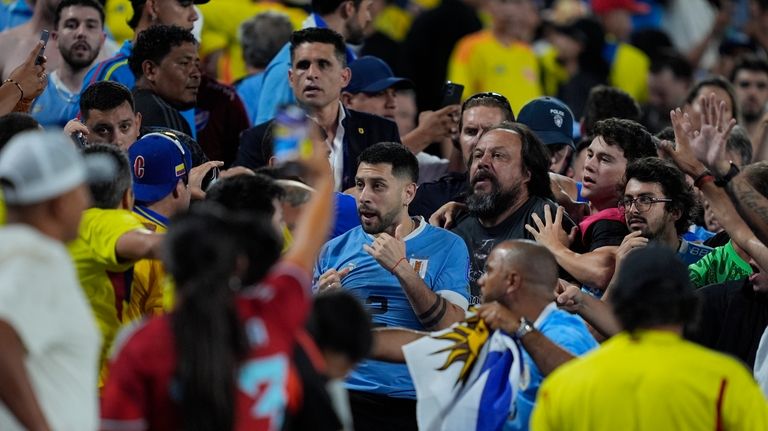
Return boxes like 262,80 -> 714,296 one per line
517,97 -> 575,149
129,133 -> 193,203
344,56 -> 413,94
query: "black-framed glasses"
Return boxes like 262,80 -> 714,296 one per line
618,196 -> 672,213
462,92 -> 514,117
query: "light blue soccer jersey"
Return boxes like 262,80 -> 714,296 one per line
506,304 -> 598,431
677,238 -> 713,266
314,217 -> 471,398
30,71 -> 79,127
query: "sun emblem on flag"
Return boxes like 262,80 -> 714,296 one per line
430,313 -> 490,386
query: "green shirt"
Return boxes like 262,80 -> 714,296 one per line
688,240 -> 752,288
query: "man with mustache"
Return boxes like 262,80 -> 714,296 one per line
526,118 -> 657,294
128,25 -> 200,137
410,91 -> 515,219
616,157 -> 712,267
450,121 -> 571,304
30,0 -> 105,127
314,142 -> 470,430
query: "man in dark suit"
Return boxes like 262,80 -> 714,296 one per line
235,28 -> 401,191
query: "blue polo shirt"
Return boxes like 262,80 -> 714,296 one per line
506,304 -> 598,431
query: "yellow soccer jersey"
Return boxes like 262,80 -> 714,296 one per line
199,0 -> 306,83
448,30 -> 543,115
608,42 -> 649,104
67,207 -> 147,386
531,330 -> 768,431
123,206 -> 169,323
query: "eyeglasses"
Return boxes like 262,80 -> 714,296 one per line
462,92 -> 514,116
618,196 -> 672,213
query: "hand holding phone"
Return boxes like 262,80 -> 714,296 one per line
35,30 -> 49,66
440,81 -> 464,107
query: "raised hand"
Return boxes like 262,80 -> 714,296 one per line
525,205 -> 574,250
364,223 -> 408,273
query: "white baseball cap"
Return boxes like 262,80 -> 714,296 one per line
0,130 -> 115,205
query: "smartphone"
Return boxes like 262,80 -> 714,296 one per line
440,81 -> 464,107
35,30 -> 49,66
70,131 -> 87,148
273,105 -> 313,179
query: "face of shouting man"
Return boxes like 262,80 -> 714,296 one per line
466,128 -> 530,222
355,162 -> 415,236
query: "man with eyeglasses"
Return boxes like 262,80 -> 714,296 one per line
731,55 -> 768,150
615,157 -> 712,268
526,118 -> 657,294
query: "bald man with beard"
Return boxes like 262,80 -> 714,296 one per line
372,240 -> 597,431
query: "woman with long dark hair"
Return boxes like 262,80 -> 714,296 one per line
100,150 -> 334,431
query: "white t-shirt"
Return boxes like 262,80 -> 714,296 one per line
754,325 -> 768,398
0,225 -> 100,431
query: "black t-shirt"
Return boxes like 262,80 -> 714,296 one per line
451,196 -> 575,304
133,89 -> 192,136
282,344 -> 343,431
580,219 -> 628,252
686,279 -> 768,368
409,172 -> 469,219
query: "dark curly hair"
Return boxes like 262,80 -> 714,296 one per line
582,85 -> 640,137
624,157 -> 696,235
593,118 -> 657,163
128,25 -> 197,78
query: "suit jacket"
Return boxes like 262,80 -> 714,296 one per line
234,106 -> 401,190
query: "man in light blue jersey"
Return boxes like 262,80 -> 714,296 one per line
31,0 -> 105,127
616,157 -> 712,267
314,142 -> 470,431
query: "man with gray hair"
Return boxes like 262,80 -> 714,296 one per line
236,12 -> 293,125
0,130 -> 103,430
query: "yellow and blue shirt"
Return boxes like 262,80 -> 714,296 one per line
124,205 -> 169,322
67,207 -> 147,386
448,30 -> 542,115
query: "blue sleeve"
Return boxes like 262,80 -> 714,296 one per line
433,236 -> 470,300
81,65 -> 98,93
332,193 -> 360,239
312,243 -> 330,291
255,61 -> 296,124
546,324 -> 597,356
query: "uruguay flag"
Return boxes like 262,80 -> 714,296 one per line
403,314 -> 527,431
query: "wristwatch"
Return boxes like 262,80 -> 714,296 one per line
515,317 -> 535,339
714,162 -> 740,187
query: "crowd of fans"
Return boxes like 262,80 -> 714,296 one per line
2,0 -> 768,429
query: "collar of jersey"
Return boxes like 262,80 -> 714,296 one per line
365,216 -> 426,241
134,205 -> 169,229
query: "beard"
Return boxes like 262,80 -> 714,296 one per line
60,43 -> 99,71
743,107 -> 764,123
466,170 -> 522,220
344,19 -> 366,45
358,204 -> 400,235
